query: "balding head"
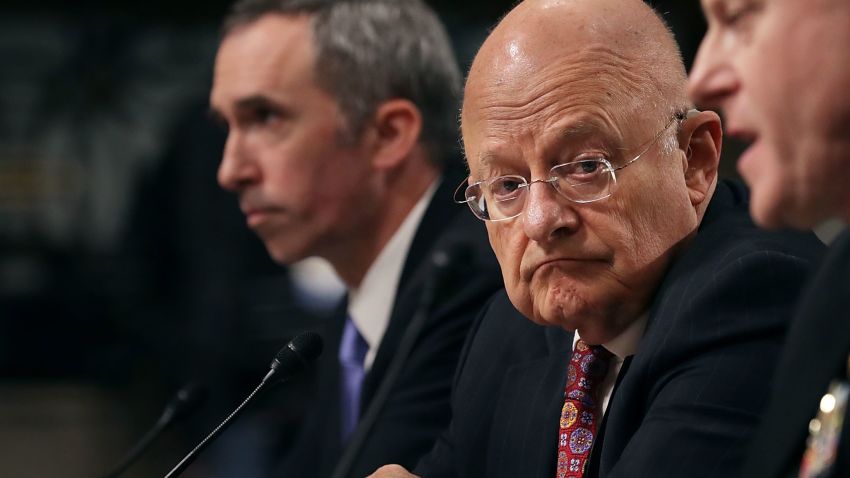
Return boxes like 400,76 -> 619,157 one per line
458,0 -> 722,343
465,0 -> 687,141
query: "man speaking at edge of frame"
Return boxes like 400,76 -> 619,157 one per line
689,0 -> 850,476
369,0 -> 824,477
209,0 -> 501,476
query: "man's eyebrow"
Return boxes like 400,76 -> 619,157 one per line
559,119 -> 625,151
474,152 -> 502,179
559,121 -> 606,141
471,121 -> 616,177
233,94 -> 282,112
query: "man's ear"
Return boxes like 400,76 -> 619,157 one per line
678,109 -> 722,207
368,99 -> 423,170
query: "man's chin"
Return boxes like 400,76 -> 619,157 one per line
266,244 -> 311,266
530,297 -> 586,331
529,300 -> 623,344
749,203 -> 786,230
744,175 -> 793,229
513,284 -> 591,330
749,188 -> 826,231
527,312 -> 574,330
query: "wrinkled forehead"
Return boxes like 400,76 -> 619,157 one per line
462,14 -> 652,137
461,46 -> 649,171
469,114 -> 625,178
467,6 -> 625,88
463,44 -> 642,120
460,0 -> 678,167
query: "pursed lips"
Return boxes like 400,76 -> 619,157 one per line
522,257 -> 604,281
240,195 -> 281,216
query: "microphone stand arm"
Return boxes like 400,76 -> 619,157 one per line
162,376 -> 270,478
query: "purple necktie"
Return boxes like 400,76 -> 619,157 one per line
339,315 -> 368,442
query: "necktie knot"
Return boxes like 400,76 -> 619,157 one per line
339,316 -> 368,367
567,340 -> 613,396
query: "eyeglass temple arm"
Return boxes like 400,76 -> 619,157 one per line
612,108 -> 701,172
453,177 -> 474,204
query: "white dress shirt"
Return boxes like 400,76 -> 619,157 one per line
347,180 -> 439,370
572,314 -> 648,414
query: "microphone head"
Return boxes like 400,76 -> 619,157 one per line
431,242 -> 470,269
270,331 -> 324,380
288,331 -> 324,361
163,382 -> 208,424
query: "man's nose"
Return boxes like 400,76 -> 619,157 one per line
688,35 -> 739,109
522,180 -> 579,243
217,132 -> 259,192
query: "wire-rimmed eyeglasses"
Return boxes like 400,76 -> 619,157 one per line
454,109 -> 698,221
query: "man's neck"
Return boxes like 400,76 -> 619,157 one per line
330,165 -> 439,288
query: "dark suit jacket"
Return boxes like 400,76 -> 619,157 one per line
416,180 -> 824,478
740,229 -> 850,478
277,169 -> 503,478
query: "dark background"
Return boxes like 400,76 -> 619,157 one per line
0,1 -> 714,477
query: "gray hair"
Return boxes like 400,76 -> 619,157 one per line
630,6 -> 692,158
223,0 -> 463,166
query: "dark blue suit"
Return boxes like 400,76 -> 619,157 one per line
416,180 -> 825,477
740,229 -> 850,478
276,168 -> 503,478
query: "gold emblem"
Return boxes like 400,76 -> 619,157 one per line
798,353 -> 850,478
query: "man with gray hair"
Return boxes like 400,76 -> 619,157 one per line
210,0 -> 500,476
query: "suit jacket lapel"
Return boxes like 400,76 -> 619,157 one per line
487,328 -> 573,478
585,355 -> 634,477
397,167 -> 465,291
360,169 -> 465,405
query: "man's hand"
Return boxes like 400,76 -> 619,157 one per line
367,464 -> 421,478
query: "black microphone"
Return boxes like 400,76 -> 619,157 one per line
162,331 -> 323,478
102,382 -> 208,478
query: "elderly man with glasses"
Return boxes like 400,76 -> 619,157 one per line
369,0 -> 824,477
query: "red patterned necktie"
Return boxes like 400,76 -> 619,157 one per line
556,339 -> 613,478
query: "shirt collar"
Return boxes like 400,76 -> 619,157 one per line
572,313 -> 648,360
348,179 -> 439,369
